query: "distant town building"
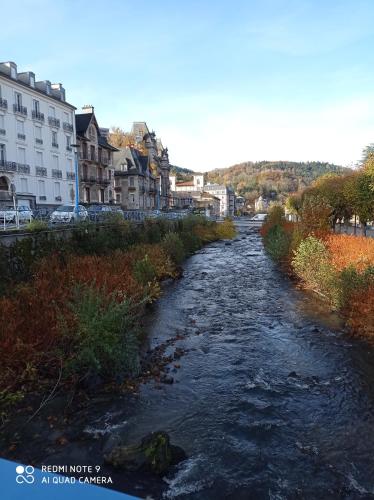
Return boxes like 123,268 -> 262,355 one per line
169,173 -> 204,192
113,146 -> 157,210
204,183 -> 235,217
75,105 -> 117,205
0,60 -> 76,209
254,195 -> 269,212
235,195 -> 245,213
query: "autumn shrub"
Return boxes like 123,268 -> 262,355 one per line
263,224 -> 291,262
179,231 -> 202,254
26,219 -> 49,232
345,283 -> 374,338
326,234 -> 374,272
266,205 -> 285,226
63,287 -> 140,381
215,218 -> 236,239
133,255 -> 157,285
162,232 -> 186,265
292,236 -> 340,307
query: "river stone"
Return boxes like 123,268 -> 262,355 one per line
104,431 -> 186,475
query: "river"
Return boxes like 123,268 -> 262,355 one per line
81,222 -> 374,499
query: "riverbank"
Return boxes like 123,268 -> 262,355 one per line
261,206 -> 374,337
0,217 -> 235,426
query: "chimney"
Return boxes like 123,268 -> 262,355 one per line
82,105 -> 94,114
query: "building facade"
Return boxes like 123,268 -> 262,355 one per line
169,173 -> 204,192
113,146 -> 157,210
0,61 -> 76,209
75,106 -> 117,205
254,195 -> 269,212
204,183 -> 235,217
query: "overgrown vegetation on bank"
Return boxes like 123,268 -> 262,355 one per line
261,206 -> 374,338
0,216 -> 235,418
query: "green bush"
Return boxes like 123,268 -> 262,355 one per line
133,255 -> 157,285
264,224 -> 291,261
179,231 -> 202,254
64,287 -> 140,380
339,265 -> 374,308
26,219 -> 48,232
162,232 -> 186,265
266,205 -> 285,226
292,236 -> 339,307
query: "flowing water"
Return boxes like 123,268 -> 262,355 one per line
88,224 -> 374,499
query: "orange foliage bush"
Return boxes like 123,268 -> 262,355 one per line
325,234 -> 374,272
345,285 -> 374,338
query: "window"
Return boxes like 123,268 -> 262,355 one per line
36,151 -> 43,167
17,120 -> 24,134
15,92 -> 22,107
84,187 -> 90,203
90,145 -> 95,160
52,130 -> 58,146
54,182 -> 61,197
0,144 -> 6,163
21,178 -> 28,193
53,155 -> 59,169
68,184 -> 74,203
66,135 -> 71,149
99,189 -> 104,203
35,126 -> 42,140
63,112 -> 69,124
67,158 -> 73,172
17,147 -> 26,164
89,125 -> 96,141
108,170 -> 112,180
0,85 -> 2,98
49,106 -> 55,118
33,100 -> 40,113
38,180 -> 45,196
121,163 -> 127,172
0,115 -> 4,130
129,177 -> 134,187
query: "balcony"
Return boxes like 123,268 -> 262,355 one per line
97,177 -> 110,186
67,172 -> 75,180
35,138 -> 43,145
13,103 -> 27,116
32,110 -> 45,122
17,133 -> 26,141
52,142 -> 59,149
36,167 -> 47,177
101,156 -> 109,166
0,129 -> 5,136
52,169 -> 62,179
81,175 -> 97,184
55,195 -> 62,202
0,98 -> 7,110
48,117 -> 60,128
63,122 -> 73,132
18,164 -> 30,174
39,195 -> 47,201
128,186 -> 136,192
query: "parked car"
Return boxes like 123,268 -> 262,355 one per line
33,207 -> 52,220
0,206 -> 33,223
87,205 -> 115,222
250,213 -> 267,221
50,205 -> 88,223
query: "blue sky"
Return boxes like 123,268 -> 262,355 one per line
3,0 -> 374,170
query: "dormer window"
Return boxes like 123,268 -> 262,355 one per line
121,163 -> 128,172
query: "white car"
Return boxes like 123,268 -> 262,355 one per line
251,213 -> 267,221
50,205 -> 88,223
0,206 -> 33,223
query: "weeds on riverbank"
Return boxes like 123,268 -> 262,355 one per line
262,206 -> 374,337
0,216 -> 235,418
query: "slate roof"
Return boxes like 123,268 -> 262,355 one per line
75,112 -> 118,151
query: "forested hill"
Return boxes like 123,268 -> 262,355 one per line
205,161 -> 350,201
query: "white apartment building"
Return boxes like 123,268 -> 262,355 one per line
204,183 -> 235,217
0,61 -> 76,209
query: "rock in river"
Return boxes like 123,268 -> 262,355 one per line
104,431 -> 186,475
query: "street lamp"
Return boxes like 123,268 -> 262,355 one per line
71,144 -> 80,219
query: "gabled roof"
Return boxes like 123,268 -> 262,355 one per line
98,136 -> 118,151
75,113 -> 94,136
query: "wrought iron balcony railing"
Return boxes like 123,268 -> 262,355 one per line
36,167 -> 47,177
32,110 -> 45,122
17,133 -> 26,141
48,117 -> 60,128
13,103 -> 27,115
63,122 -> 73,132
52,169 -> 62,179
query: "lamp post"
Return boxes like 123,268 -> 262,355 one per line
71,144 -> 80,220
